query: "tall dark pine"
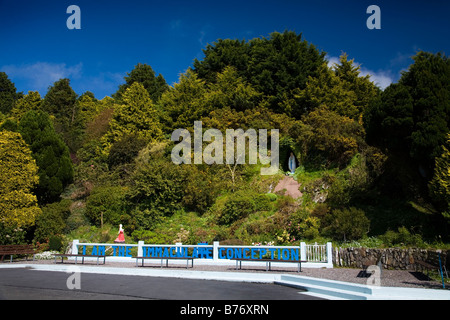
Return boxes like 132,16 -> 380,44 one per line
18,110 -> 74,204
113,63 -> 169,103
0,72 -> 20,115
41,78 -> 78,152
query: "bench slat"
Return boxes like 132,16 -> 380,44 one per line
53,253 -> 106,265
230,258 -> 306,272
0,245 -> 35,262
134,256 -> 194,269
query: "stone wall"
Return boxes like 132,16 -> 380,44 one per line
333,247 -> 449,270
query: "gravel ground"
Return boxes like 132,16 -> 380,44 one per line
6,259 -> 448,290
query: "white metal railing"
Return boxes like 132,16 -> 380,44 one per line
305,243 -> 328,262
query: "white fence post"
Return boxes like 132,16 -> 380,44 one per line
327,242 -> 333,267
300,242 -> 306,261
72,240 -> 79,254
138,241 -> 144,257
213,241 -> 219,261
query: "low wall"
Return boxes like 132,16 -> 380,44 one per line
333,247 -> 449,270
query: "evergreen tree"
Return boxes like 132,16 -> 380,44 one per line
41,78 -> 77,125
10,91 -> 42,121
365,51 -> 450,176
159,69 -> 209,132
0,130 -> 41,227
300,54 -> 379,120
41,78 -> 79,152
18,111 -> 74,204
103,82 -> 163,153
194,31 -> 326,117
402,52 -> 450,172
0,72 -> 20,115
113,63 -> 169,103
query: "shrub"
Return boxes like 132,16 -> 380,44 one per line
323,207 -> 370,242
48,235 -> 63,251
218,192 -> 257,225
0,224 -> 26,245
34,199 -> 71,243
129,158 -> 187,218
131,229 -> 172,244
107,133 -> 147,169
380,227 -> 425,248
85,186 -> 128,227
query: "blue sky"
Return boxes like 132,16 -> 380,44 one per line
1,0 -> 449,99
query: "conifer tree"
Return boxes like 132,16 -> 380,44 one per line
103,82 -> 163,153
0,72 -> 20,115
18,110 -> 73,204
0,130 -> 41,227
113,63 -> 169,103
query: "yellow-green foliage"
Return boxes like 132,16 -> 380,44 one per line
429,133 -> 450,219
0,130 -> 41,227
102,82 -> 163,154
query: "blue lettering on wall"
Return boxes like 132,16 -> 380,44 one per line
129,245 -> 300,261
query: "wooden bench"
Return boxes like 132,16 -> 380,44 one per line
0,245 -> 35,262
232,258 -> 307,272
134,256 -> 195,269
53,253 -> 106,265
415,251 -> 448,278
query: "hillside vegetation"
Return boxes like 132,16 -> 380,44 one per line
1,31 -> 449,251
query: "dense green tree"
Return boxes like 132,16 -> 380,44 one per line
85,186 -> 129,227
102,82 -> 163,154
107,133 -> 148,169
129,157 -> 189,229
323,207 -> 370,242
0,130 -> 41,228
300,54 -> 379,120
41,78 -> 77,126
0,72 -> 20,114
194,31 -> 326,117
402,52 -> 450,172
41,78 -> 79,152
365,83 -> 414,153
113,63 -> 169,103
159,69 -> 209,132
290,105 -> 365,168
10,91 -> 42,121
366,51 -> 450,177
206,66 -> 262,112
18,111 -> 73,204
161,67 -> 265,133
34,199 -> 71,243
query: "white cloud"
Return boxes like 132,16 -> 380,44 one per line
326,55 -> 340,70
325,55 -> 394,90
1,62 -> 83,92
0,62 -> 124,98
359,68 -> 394,90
